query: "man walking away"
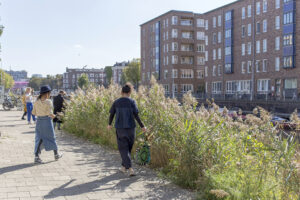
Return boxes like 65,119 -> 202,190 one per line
108,84 -> 146,176
53,90 -> 65,130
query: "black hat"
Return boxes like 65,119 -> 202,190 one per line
40,85 -> 52,94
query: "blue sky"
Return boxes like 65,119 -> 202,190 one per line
0,0 -> 235,76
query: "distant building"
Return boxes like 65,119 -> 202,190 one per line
112,61 -> 129,85
62,67 -> 106,89
31,74 -> 43,78
5,70 -> 28,81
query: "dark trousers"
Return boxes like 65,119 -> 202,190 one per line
116,128 -> 135,169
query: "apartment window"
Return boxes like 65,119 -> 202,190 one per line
283,34 -> 293,46
197,70 -> 204,79
172,16 -> 178,25
256,2 -> 261,15
263,19 -> 267,32
242,43 -> 246,56
182,84 -> 193,93
163,57 -> 166,65
205,36 -> 208,46
242,25 -> 246,37
166,19 -> 169,27
213,17 -> 216,28
181,57 -> 193,64
181,69 -> 194,78
256,60 -> 261,72
283,56 -> 293,68
275,37 -> 280,50
241,62 -> 246,74
172,29 -> 178,38
225,11 -> 232,21
181,44 -> 193,51
212,82 -> 222,94
172,42 -> 178,51
205,20 -> 209,30
182,31 -> 193,39
196,44 -> 205,52
283,12 -> 293,25
205,67 -> 208,77
284,79 -> 297,89
218,65 -> 221,76
212,65 -> 216,76
262,59 -> 268,72
248,24 -> 252,36
164,70 -> 168,79
275,57 -> 280,71
263,0 -> 267,13
163,32 -> 165,41
275,16 -> 280,30
166,31 -> 168,40
225,47 -> 231,56
256,22 -> 261,34
257,79 -> 270,92
218,32 -> 222,43
213,33 -> 217,44
172,69 -> 178,78
166,56 -> 169,65
247,61 -> 252,73
263,39 -> 267,52
256,40 -> 260,53
218,15 -> 222,27
197,19 -> 205,27
247,42 -> 252,55
181,19 -> 193,26
218,48 -> 221,59
197,32 -> 205,40
248,5 -> 252,18
205,51 -> 208,61
225,29 -> 231,38
173,84 -> 178,93
163,85 -> 169,94
213,49 -> 216,60
197,56 -> 205,65
172,55 -> 178,64
242,7 -> 246,19
276,0 -> 280,9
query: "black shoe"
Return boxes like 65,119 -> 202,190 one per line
21,117 -> 25,120
34,157 -> 43,164
55,153 -> 63,160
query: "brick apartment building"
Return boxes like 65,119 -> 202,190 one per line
141,0 -> 299,101
63,67 -> 106,89
112,61 -> 129,85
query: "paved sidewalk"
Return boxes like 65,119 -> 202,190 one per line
0,110 -> 194,200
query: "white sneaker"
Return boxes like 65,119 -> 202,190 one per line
28,121 -> 32,125
119,166 -> 126,173
129,168 -> 136,176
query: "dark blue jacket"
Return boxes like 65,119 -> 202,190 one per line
109,97 -> 144,129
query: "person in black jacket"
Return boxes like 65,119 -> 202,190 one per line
53,90 -> 65,130
108,84 -> 147,176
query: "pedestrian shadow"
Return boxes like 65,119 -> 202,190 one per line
0,161 -> 54,175
44,172 -> 140,199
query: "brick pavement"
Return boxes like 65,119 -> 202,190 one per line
0,110 -> 194,200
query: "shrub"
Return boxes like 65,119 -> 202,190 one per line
63,78 -> 300,200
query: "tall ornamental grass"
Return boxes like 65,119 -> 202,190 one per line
63,78 -> 300,200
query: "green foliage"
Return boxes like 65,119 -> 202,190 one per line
77,73 -> 89,89
122,58 -> 141,88
28,74 -> 63,91
104,66 -> 113,85
0,69 -> 14,89
63,77 -> 300,200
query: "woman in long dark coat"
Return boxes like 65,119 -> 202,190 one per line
53,91 -> 65,130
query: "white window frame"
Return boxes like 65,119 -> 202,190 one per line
256,40 -> 261,54
248,5 -> 252,18
242,7 -> 246,19
275,37 -> 280,50
263,39 -> 267,52
256,2 -> 261,15
263,19 -> 267,33
242,43 -> 246,56
275,16 -> 280,30
275,57 -> 280,71
263,0 -> 268,13
248,24 -> 252,36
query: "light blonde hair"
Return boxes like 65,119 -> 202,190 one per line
25,87 -> 31,93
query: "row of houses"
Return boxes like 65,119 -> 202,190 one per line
62,61 -> 129,90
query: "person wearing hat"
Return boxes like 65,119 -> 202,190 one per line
32,85 -> 62,164
107,84 -> 147,176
